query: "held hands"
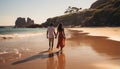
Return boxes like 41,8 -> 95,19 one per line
55,34 -> 57,39
47,36 -> 48,39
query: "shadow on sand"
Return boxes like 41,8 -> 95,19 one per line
12,50 -> 63,65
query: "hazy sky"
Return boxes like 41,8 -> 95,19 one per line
0,0 -> 96,26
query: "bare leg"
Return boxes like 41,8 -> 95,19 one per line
49,38 -> 51,50
51,38 -> 54,50
60,47 -> 63,51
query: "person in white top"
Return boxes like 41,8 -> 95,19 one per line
47,23 -> 56,50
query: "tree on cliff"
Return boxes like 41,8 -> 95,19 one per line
64,6 -> 82,14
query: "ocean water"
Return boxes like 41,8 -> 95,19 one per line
0,27 -> 47,38
0,27 -> 47,62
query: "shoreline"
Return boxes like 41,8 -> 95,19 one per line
0,27 -> 120,69
68,27 -> 120,41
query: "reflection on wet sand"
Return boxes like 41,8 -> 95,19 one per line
67,30 -> 120,59
47,53 -> 55,69
57,52 -> 65,69
11,50 -> 66,69
12,50 -> 66,69
47,51 -> 65,69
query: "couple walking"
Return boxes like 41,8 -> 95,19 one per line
46,23 -> 66,51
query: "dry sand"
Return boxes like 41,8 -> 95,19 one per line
0,27 -> 120,69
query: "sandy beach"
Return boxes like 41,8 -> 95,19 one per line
0,27 -> 120,69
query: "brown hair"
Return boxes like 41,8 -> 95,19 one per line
57,23 -> 64,32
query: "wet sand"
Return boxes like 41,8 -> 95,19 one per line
0,27 -> 120,69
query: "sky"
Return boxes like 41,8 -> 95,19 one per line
0,0 -> 96,26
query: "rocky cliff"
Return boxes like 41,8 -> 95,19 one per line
85,0 -> 120,26
15,17 -> 26,28
90,0 -> 109,9
15,17 -> 35,28
42,0 -> 120,27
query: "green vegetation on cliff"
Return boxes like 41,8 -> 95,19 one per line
42,0 -> 120,27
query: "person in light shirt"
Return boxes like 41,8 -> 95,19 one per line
46,23 -> 56,50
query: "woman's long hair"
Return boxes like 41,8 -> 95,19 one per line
57,23 -> 63,32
